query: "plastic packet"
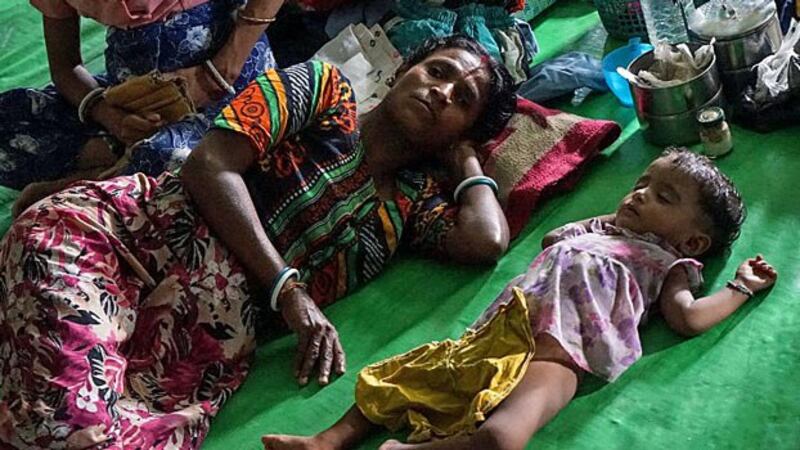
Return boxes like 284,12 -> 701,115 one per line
751,19 -> 800,104
737,20 -> 800,130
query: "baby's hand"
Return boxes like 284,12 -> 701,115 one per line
735,255 -> 778,294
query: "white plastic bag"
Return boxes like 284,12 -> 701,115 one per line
753,19 -> 800,103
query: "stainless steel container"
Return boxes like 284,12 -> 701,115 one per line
689,10 -> 783,100
628,47 -> 721,116
627,44 -> 724,146
690,12 -> 783,70
636,87 -> 726,146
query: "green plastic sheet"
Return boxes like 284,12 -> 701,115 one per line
0,1 -> 798,449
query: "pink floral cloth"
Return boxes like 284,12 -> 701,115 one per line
476,219 -> 703,381
31,0 -> 208,27
0,173 -> 254,449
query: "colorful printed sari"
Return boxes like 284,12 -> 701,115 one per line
0,61 -> 455,448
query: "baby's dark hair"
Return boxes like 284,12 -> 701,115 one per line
398,35 -> 516,143
662,147 -> 746,255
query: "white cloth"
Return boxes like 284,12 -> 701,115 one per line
313,23 -> 403,114
637,41 -> 715,87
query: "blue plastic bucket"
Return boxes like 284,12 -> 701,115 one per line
602,38 -> 653,107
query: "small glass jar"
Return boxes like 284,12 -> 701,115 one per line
697,107 -> 733,158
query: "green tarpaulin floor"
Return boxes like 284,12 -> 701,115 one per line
1,1 -> 799,449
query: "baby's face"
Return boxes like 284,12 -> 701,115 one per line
615,156 -> 710,255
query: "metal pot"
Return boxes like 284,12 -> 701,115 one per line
636,87 -> 726,146
689,11 -> 782,71
627,44 -> 721,116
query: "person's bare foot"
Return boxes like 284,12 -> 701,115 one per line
262,435 -> 333,450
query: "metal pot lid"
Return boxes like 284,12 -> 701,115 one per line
688,0 -> 776,39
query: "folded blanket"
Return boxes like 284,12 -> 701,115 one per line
480,97 -> 621,238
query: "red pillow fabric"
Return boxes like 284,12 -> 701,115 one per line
480,96 -> 621,238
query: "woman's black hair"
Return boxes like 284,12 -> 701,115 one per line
398,35 -> 516,143
662,147 -> 746,255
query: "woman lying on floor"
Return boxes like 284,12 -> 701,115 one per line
0,36 -> 516,449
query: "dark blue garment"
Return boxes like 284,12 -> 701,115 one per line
776,0 -> 798,33
0,0 -> 275,190
517,52 -> 608,104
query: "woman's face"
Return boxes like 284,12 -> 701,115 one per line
384,47 -> 491,150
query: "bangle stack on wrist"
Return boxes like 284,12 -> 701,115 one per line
269,266 -> 301,311
453,175 -> 498,203
78,87 -> 106,124
726,279 -> 754,298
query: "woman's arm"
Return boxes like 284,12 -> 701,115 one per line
660,255 -> 778,337
444,142 -> 509,264
44,15 -> 99,106
540,214 -> 615,249
174,0 -> 285,107
182,131 -> 345,386
44,16 -> 163,143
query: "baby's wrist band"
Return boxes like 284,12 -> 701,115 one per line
454,175 -> 498,203
269,267 -> 300,312
78,87 -> 107,124
726,279 -> 753,298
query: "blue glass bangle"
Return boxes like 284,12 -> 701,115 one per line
269,266 -> 300,312
454,175 -> 499,203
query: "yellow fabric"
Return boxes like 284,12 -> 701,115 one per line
355,288 -> 534,442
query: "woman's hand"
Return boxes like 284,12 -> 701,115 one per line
92,100 -> 165,145
735,255 -> 778,294
442,140 -> 481,180
279,287 -> 346,386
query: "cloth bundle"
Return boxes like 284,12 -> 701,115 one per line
517,52 -> 609,103
96,71 -> 196,179
385,0 -> 537,82
104,71 -> 196,123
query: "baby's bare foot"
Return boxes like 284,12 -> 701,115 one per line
262,434 -> 333,450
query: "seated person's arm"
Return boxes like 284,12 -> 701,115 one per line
44,15 -> 100,108
541,213 -> 616,249
659,256 -> 777,336
44,16 -> 162,143
174,0 -> 285,107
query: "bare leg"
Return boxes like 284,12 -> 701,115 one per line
378,334 -> 580,450
262,405 -> 378,450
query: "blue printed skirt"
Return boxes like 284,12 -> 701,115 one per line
0,0 -> 275,190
